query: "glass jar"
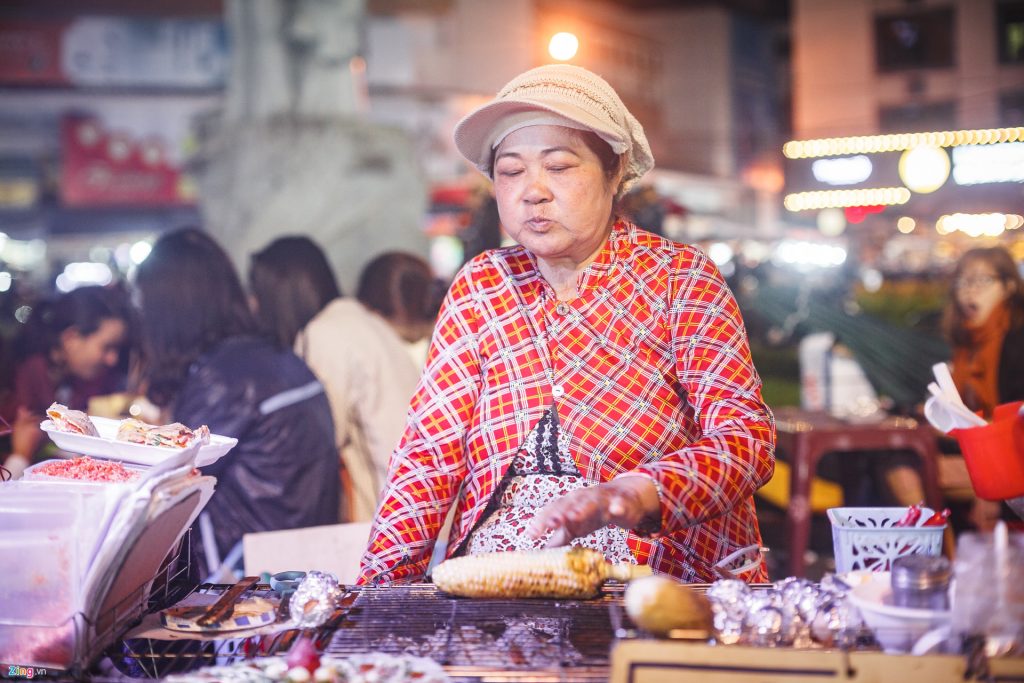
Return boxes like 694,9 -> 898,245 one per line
891,555 -> 951,610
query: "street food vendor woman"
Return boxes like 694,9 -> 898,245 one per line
357,64 -> 775,584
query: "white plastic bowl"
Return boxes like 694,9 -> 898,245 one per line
845,571 -> 951,653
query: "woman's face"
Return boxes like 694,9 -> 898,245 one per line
61,318 -> 126,380
955,259 -> 1013,326
493,125 -> 621,267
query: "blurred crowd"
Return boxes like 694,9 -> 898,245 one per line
0,229 -> 443,580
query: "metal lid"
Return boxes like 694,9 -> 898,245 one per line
891,554 -> 952,591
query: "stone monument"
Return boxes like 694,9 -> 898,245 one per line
194,0 -> 428,291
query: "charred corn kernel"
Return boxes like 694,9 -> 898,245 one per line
431,547 -> 652,599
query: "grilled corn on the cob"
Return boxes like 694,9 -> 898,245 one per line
431,547 -> 652,599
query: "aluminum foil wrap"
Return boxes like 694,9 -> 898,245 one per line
289,570 -> 343,628
706,574 -> 859,648
811,598 -> 862,648
706,579 -> 750,645
743,592 -> 784,647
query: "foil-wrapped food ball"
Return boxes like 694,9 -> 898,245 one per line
289,571 -> 343,628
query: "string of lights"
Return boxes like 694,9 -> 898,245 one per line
782,126 -> 1024,159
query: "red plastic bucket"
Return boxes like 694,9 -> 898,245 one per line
951,401 -> 1024,501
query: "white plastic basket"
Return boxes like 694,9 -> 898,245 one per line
827,507 -> 945,573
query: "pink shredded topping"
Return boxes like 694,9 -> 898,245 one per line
34,456 -> 139,483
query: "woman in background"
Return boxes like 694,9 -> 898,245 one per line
944,246 -> 1024,529
946,246 -> 1024,417
135,228 -> 339,578
356,251 -> 442,369
250,237 -> 422,522
3,285 -> 131,477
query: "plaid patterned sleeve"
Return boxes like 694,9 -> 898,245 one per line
357,264 -> 482,584
629,248 -> 775,535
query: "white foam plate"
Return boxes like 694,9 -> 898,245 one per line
41,416 -> 237,468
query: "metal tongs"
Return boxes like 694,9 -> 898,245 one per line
196,576 -> 259,627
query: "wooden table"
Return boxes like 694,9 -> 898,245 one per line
773,408 -> 943,577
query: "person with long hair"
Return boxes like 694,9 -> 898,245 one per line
3,285 -> 131,477
249,237 -> 422,522
943,246 -> 1024,530
135,228 -> 339,578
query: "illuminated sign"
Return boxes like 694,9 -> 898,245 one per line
952,142 -> 1024,185
811,155 -> 873,185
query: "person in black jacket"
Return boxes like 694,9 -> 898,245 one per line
134,228 -> 339,579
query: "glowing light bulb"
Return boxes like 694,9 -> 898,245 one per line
899,145 -> 950,193
548,32 -> 579,61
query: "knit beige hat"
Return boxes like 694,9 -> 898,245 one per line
453,64 -> 654,194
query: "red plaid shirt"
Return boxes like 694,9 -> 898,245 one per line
358,221 -> 775,584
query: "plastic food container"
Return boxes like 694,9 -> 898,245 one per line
0,489 -> 92,668
827,507 -> 945,573
23,458 -> 147,485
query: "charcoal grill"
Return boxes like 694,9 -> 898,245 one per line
325,584 -> 627,682
95,582 -> 637,681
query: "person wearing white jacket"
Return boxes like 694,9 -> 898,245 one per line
249,237 -> 422,521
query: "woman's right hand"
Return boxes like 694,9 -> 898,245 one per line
527,476 -> 660,546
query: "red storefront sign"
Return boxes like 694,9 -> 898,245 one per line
0,20 -> 68,85
60,116 -> 195,206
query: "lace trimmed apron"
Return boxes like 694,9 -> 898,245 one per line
464,406 -> 634,563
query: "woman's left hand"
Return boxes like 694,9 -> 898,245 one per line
527,476 -> 660,547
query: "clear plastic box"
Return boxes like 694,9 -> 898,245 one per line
0,489 -> 89,668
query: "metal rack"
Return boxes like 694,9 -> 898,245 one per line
96,583 -> 307,680
325,584 -> 621,682
65,532 -> 198,679
98,584 -> 621,682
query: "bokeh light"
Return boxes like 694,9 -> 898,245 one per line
898,145 -> 950,194
548,32 -> 579,61
896,217 -> 916,234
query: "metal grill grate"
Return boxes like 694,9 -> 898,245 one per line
98,582 -> 744,681
324,584 -> 626,682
